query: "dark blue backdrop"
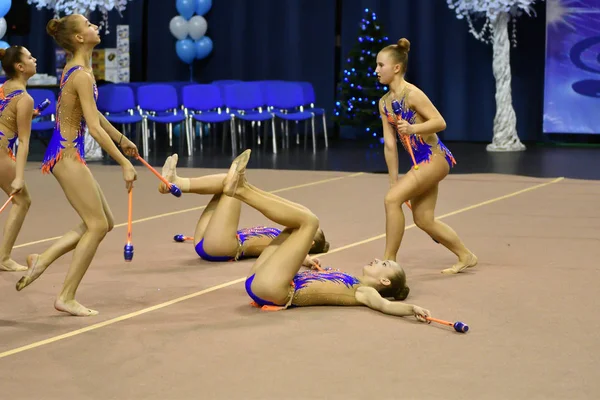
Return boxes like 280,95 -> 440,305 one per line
6,0 -> 547,142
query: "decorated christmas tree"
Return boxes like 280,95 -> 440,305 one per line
333,9 -> 390,138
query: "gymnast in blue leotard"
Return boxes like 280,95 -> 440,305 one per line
0,46 -> 37,272
375,37 -> 477,275
16,15 -> 139,317
218,149 -> 431,323
159,153 -> 329,262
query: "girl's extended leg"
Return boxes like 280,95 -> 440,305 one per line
0,154 -> 31,271
223,150 -> 318,304
410,184 -> 477,274
16,180 -> 114,290
49,159 -> 111,316
159,154 -> 241,256
159,153 -> 226,195
383,155 -> 449,262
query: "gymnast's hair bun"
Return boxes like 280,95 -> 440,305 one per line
395,285 -> 410,301
397,38 -> 410,53
46,19 -> 60,37
0,49 -> 5,60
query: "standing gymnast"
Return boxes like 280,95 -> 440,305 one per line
375,38 -> 477,274
0,46 -> 37,271
219,148 -> 431,322
16,15 -> 138,316
159,153 -> 329,262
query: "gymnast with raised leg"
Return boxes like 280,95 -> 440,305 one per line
0,46 -> 37,272
375,38 -> 477,274
219,149 -> 430,322
15,15 -> 139,316
159,153 -> 329,262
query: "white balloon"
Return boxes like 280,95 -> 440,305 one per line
169,16 -> 189,40
188,16 -> 207,40
0,18 -> 6,40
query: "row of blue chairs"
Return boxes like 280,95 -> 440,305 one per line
29,80 -> 329,157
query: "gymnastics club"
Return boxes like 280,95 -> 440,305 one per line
173,234 -> 194,242
135,155 -> 182,197
391,99 -> 419,171
0,195 -> 14,215
35,99 -> 51,114
426,316 -> 469,333
124,188 -> 134,262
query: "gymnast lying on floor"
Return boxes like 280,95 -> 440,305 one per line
219,148 -> 431,322
159,153 -> 329,262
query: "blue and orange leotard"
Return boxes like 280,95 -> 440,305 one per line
0,87 -> 26,161
195,226 -> 282,262
382,90 -> 456,168
41,66 -> 98,173
246,267 -> 363,310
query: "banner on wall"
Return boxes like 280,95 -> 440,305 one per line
543,0 -> 600,134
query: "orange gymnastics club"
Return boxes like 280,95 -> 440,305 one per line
124,188 -> 134,262
0,195 -> 14,214
391,99 -> 419,170
135,155 -> 182,197
426,316 -> 469,333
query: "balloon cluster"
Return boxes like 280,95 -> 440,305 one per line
170,0 -> 213,65
0,0 -> 12,50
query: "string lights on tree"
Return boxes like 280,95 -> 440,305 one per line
333,9 -> 390,138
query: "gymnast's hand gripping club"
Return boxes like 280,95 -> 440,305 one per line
135,155 -> 182,197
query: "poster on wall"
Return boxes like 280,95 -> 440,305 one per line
543,0 -> 600,134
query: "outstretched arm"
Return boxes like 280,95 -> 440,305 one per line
355,286 -> 430,321
379,99 -> 399,186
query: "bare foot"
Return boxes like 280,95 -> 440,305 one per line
16,254 -> 47,290
441,253 -> 478,274
0,258 -> 28,272
158,154 -> 179,194
223,149 -> 251,197
54,298 -> 99,316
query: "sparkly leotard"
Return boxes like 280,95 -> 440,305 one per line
246,267 -> 362,309
382,90 -> 456,168
0,87 -> 25,161
41,66 -> 98,173
195,226 -> 282,262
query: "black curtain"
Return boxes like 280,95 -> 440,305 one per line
5,0 -> 547,142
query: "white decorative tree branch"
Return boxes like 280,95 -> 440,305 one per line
447,0 -> 542,151
27,0 -> 133,34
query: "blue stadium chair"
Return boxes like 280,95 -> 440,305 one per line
137,84 -> 189,156
223,82 -> 276,154
182,84 -> 232,153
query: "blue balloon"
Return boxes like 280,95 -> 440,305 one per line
0,40 -> 9,50
176,39 -> 196,64
194,36 -> 213,60
195,0 -> 212,16
0,0 -> 11,18
176,0 -> 195,20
